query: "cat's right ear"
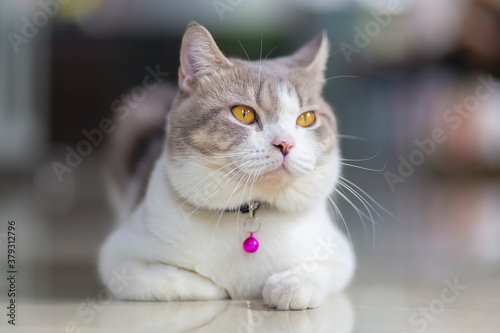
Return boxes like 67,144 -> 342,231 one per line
178,22 -> 232,94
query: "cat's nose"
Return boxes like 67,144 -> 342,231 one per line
272,136 -> 295,157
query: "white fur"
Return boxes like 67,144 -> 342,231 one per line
98,24 -> 355,310
165,83 -> 341,214
99,149 -> 354,309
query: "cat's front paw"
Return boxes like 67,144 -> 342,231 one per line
262,270 -> 324,310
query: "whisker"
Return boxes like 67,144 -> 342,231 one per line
203,170 -> 247,228
235,166 -> 257,237
326,195 -> 357,263
313,162 -> 397,251
258,28 -> 263,84
173,151 -> 251,159
335,184 -> 376,251
209,154 -> 251,159
313,164 -> 376,221
183,160 -> 254,221
340,158 -> 389,172
176,160 -> 240,210
327,47 -> 349,59
333,183 -> 370,244
236,36 -> 251,61
312,164 -> 371,231
337,134 -> 371,142
325,75 -> 358,81
299,65 -> 314,93
340,176 -> 401,223
264,44 -> 279,61
211,162 -> 257,242
340,150 -> 380,162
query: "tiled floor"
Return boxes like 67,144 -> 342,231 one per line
1,155 -> 500,332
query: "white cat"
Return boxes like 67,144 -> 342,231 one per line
98,22 -> 355,310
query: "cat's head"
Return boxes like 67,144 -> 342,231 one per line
165,23 -> 340,213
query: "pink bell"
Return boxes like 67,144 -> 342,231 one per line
243,232 -> 259,253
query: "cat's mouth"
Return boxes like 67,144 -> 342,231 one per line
276,154 -> 303,175
274,163 -> 291,175
264,154 -> 315,181
280,159 -> 295,174
257,157 -> 299,184
267,154 -> 291,173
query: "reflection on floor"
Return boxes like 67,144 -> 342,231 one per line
1,153 -> 499,332
3,284 -> 500,332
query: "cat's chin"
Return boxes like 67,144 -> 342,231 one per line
255,166 -> 301,187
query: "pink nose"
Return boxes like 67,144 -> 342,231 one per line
272,137 -> 295,157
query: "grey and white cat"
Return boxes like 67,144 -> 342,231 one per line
98,22 -> 354,310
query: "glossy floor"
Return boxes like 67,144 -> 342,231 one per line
3,280 -> 499,333
1,162 -> 500,332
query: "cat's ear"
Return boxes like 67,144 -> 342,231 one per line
178,22 -> 232,94
288,31 -> 329,76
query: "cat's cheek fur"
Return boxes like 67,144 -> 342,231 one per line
166,152 -> 340,213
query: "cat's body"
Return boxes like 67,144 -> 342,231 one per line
99,23 -> 354,310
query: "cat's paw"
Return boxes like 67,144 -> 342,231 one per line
262,270 -> 324,310
144,264 -> 228,301
110,264 -> 228,301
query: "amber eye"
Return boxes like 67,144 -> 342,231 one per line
296,111 -> 316,127
231,105 -> 256,124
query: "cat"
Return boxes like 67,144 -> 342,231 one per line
98,22 -> 355,311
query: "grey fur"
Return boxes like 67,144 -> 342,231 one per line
109,22 -> 337,211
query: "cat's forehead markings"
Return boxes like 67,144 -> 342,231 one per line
277,83 -> 301,119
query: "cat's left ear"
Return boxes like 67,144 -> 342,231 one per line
178,22 -> 233,94
288,31 -> 329,78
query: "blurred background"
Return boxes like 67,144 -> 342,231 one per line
0,0 -> 499,331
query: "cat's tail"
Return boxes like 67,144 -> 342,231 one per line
105,83 -> 177,220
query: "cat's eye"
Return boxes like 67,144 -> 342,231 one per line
231,105 -> 256,124
296,111 -> 316,127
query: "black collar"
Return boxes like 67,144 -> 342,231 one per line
225,201 -> 262,214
